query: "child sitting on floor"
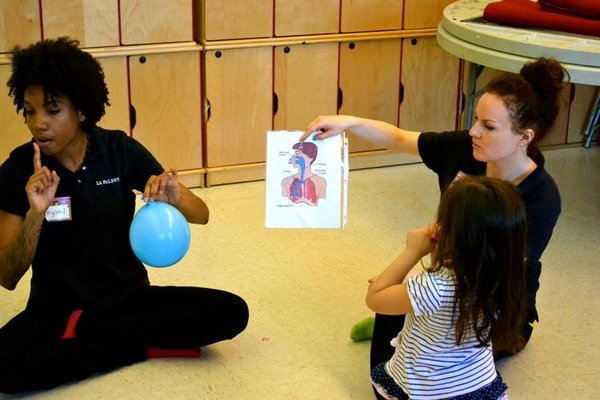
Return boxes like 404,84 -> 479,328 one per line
366,176 -> 526,400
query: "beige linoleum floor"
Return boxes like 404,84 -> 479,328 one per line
1,146 -> 598,400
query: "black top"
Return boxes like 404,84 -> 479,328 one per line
418,130 -> 561,317
0,127 -> 164,311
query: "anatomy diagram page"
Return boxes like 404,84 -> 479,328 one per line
265,130 -> 348,229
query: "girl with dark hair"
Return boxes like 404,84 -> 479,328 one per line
0,37 -> 249,393
303,57 -> 564,397
367,176 -> 527,400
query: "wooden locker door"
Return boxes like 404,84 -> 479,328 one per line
403,0 -> 455,29
201,0 -> 272,40
0,0 -> 41,52
274,43 -> 338,131
128,52 -> 202,171
97,57 -> 130,131
204,47 -> 272,168
275,0 -> 339,36
41,0 -> 119,47
400,37 -> 460,132
120,0 -> 193,45
341,0 -> 403,33
339,39 -> 401,153
0,64 -> 31,162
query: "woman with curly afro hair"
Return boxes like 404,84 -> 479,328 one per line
0,37 -> 249,393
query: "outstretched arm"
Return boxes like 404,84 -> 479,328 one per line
302,115 -> 422,156
143,167 -> 209,225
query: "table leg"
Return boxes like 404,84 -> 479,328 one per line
584,90 -> 600,148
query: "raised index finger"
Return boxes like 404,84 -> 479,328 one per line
32,142 -> 42,171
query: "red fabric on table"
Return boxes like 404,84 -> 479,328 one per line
539,0 -> 600,19
483,0 -> 600,37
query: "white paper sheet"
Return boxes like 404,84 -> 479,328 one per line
265,130 -> 348,229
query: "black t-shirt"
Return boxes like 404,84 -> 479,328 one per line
418,130 -> 561,316
0,127 -> 164,311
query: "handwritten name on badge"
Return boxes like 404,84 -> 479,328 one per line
46,196 -> 72,222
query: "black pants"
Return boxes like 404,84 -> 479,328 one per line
369,310 -> 537,399
0,285 -> 249,394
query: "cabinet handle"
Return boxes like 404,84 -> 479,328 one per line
337,88 -> 343,112
129,104 -> 137,130
273,92 -> 279,115
399,83 -> 405,105
204,98 -> 211,122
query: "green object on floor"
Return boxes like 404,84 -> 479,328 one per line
350,316 -> 375,341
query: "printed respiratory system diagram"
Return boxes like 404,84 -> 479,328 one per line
288,147 -> 318,205
264,130 -> 348,229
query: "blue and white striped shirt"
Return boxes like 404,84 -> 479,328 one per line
385,268 -> 497,399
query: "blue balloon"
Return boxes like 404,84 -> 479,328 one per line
129,201 -> 191,268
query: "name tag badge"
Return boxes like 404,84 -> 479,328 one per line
46,196 -> 72,222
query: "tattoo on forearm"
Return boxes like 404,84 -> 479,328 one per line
2,216 -> 42,287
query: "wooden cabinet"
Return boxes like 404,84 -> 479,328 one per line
97,57 -> 130,131
275,0 -> 339,36
0,64 -> 30,162
274,43 -> 338,131
128,52 -> 202,171
341,0 -> 403,32
403,0 -> 455,29
400,37 -> 460,132
120,0 -> 193,44
3,1 -> 591,187
0,0 -> 41,52
339,39 -> 402,152
197,0 -> 273,41
41,0 -> 119,47
204,47 -> 272,167
197,0 -> 341,41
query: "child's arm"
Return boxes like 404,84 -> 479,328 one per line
366,226 -> 435,315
